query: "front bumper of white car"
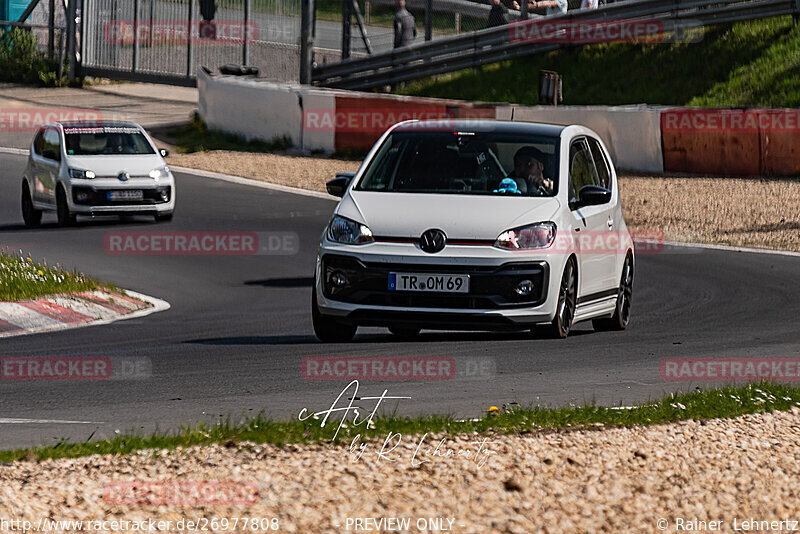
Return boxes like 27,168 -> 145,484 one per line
315,240 -> 570,330
66,178 -> 175,215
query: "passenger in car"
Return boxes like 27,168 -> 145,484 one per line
510,146 -> 554,195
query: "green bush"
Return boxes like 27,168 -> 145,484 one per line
0,27 -> 66,86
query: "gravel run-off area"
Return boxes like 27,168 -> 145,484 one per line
168,151 -> 800,253
2,409 -> 800,532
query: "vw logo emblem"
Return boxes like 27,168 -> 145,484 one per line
117,172 -> 130,182
419,229 -> 446,253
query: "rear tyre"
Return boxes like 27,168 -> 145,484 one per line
388,326 -> 421,339
56,186 -> 76,227
593,253 -> 633,332
154,212 -> 174,223
312,287 -> 357,342
536,258 -> 577,339
21,182 -> 42,227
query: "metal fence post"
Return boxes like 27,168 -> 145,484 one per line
341,0 -> 351,59
425,0 -> 432,40
66,0 -> 77,82
300,0 -> 315,83
132,0 -> 139,72
149,0 -> 155,47
186,0 -> 194,77
48,0 -> 55,59
243,0 -> 250,65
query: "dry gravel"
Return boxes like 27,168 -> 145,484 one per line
2,410 -> 800,532
620,176 -> 800,252
168,151 -> 800,252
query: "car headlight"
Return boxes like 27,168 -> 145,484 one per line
149,166 -> 170,181
327,215 -> 374,245
69,168 -> 95,179
494,221 -> 556,250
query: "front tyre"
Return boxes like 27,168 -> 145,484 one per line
56,186 -> 76,227
536,258 -> 577,339
312,287 -> 357,342
593,252 -> 633,331
21,181 -> 42,227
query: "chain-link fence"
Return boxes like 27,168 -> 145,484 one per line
81,0 -> 306,82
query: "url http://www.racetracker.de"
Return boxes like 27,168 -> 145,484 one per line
0,517 -> 281,532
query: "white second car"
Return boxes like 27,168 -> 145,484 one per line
21,121 -> 175,227
313,120 -> 634,341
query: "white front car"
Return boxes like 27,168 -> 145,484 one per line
21,122 -> 175,227
313,120 -> 635,341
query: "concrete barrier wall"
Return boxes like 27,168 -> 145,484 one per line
502,104 -> 665,173
199,69 -> 303,146
198,74 -> 799,176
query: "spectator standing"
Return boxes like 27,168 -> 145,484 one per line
394,0 -> 418,48
487,0 -> 510,27
528,0 -> 567,15
580,0 -> 598,9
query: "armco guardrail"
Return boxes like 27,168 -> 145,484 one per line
313,0 -> 799,89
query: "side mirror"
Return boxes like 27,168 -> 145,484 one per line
159,148 -> 170,157
326,171 -> 356,198
571,185 -> 611,209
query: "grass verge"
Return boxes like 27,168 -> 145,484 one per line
2,382 -> 799,463
402,16 -> 800,108
0,252 -> 106,301
166,114 -> 292,154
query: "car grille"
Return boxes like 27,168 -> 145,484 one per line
321,254 -> 548,310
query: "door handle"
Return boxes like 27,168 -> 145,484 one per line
607,216 -> 613,229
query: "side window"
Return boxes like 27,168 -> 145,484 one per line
42,128 -> 62,162
568,137 -> 600,201
32,130 -> 45,156
587,137 -> 611,189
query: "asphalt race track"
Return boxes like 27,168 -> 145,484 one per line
1,151 -> 799,450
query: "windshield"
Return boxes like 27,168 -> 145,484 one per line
63,126 -> 156,156
355,131 -> 560,196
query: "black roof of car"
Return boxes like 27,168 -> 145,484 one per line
392,119 -> 566,136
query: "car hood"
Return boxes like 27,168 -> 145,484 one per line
66,155 -> 164,177
340,191 -> 562,240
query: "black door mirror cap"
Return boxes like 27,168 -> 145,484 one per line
576,185 -> 611,208
326,174 -> 353,197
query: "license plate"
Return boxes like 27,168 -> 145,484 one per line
107,190 -> 143,201
388,273 -> 469,293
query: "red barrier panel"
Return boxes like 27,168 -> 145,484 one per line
332,96 -> 497,153
758,109 -> 800,176
661,108 -> 761,176
333,96 -> 449,153
662,108 -> 800,176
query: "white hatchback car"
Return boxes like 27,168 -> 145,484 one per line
21,121 -> 175,227
313,120 -> 634,341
